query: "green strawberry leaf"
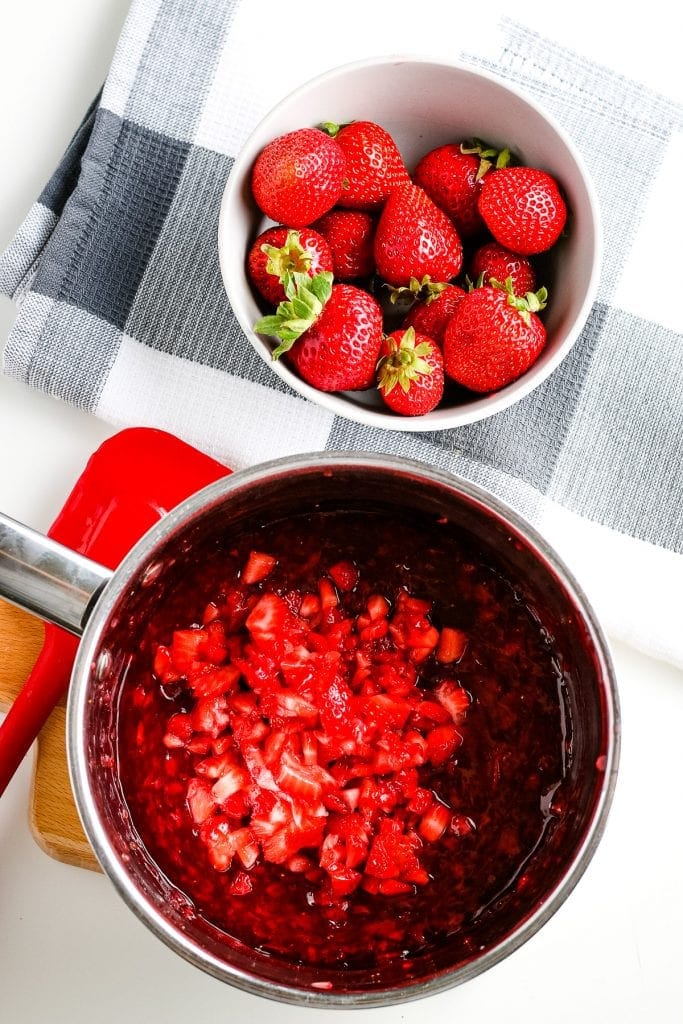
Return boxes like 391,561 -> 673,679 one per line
253,270 -> 335,360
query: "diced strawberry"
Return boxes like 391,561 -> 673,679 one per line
212,766 -> 250,804
186,778 -> 217,824
245,593 -> 291,642
328,560 -> 359,592
364,693 -> 413,732
299,593 -> 321,618
287,854 -> 314,873
376,878 -> 414,896
301,730 -> 319,766
426,724 -> 462,765
242,550 -> 278,585
367,594 -> 390,620
413,700 -> 451,725
436,626 -> 467,664
449,813 -> 475,837
318,578 -> 338,611
277,755 -> 335,803
222,790 -> 251,819
365,831 -> 422,881
204,619 -> 228,662
396,591 -> 432,616
406,786 -> 435,815
163,712 -> 193,749
171,628 -> 207,673
262,822 -> 325,864
222,586 -> 253,632
195,752 -> 238,778
201,817 -> 234,872
188,663 -> 240,698
418,801 -> 451,842
187,736 -> 212,755
231,827 -> 260,869
359,618 -> 389,643
262,688 -> 319,724
192,695 -> 230,737
229,870 -> 253,895
327,866 -> 362,896
202,601 -> 221,624
153,644 -> 179,683
435,680 -> 470,723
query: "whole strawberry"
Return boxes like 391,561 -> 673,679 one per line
443,282 -> 548,392
403,284 -> 467,346
478,166 -> 567,255
377,327 -> 444,416
251,128 -> 346,228
469,241 -> 536,296
374,183 -> 463,287
313,209 -> 375,280
322,120 -> 409,210
247,227 -> 333,306
289,284 -> 384,391
413,144 -> 486,238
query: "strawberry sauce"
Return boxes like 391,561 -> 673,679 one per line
117,509 -> 569,970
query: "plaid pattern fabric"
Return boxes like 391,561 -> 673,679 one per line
1,2 -> 681,666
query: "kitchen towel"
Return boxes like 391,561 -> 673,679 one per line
1,0 -> 681,667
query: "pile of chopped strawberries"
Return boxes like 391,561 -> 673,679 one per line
154,551 -> 472,900
247,122 -> 568,416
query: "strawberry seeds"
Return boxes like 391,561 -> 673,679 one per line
117,509 -> 569,968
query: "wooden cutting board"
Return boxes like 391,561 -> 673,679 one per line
0,598 -> 99,870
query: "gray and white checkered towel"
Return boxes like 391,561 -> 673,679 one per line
1,1 -> 681,666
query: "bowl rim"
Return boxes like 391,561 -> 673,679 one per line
67,450 -> 620,1008
218,53 -> 603,433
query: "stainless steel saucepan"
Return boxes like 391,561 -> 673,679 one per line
0,452 -> 620,1008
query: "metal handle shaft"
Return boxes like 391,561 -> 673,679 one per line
0,512 -> 113,636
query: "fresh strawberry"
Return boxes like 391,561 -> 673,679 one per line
251,128 -> 346,227
434,680 -> 470,723
247,227 -> 333,306
312,210 -> 375,280
443,281 -> 548,392
402,284 -> 467,347
286,284 -> 384,392
413,143 -> 487,238
328,560 -> 359,592
322,120 -> 409,210
241,550 -> 277,585
425,724 -> 461,766
435,626 -> 467,664
374,182 -> 463,287
478,165 -> 567,254
377,327 -> 444,417
469,241 -> 536,296
418,801 -> 451,841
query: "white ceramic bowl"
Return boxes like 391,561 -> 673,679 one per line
219,56 -> 601,432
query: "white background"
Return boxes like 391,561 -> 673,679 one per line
1,2 -> 682,1022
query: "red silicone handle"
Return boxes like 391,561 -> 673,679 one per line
0,428 -> 230,796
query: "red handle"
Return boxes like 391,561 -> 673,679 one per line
0,428 -> 230,796
0,628 -> 77,794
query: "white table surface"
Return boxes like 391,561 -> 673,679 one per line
1,3 -> 682,1022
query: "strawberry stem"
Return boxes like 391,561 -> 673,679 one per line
377,326 -> 434,396
460,138 -> 513,180
385,275 -> 448,307
491,277 -> 548,326
319,120 -> 353,138
261,230 -> 313,283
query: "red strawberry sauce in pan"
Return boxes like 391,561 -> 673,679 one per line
116,509 -> 570,969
